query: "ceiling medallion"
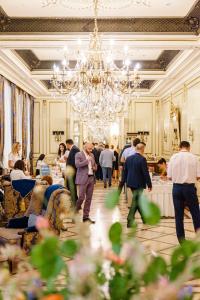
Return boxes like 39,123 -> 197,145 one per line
51,0 -> 141,122
41,0 -> 152,10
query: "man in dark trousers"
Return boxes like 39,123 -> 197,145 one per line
124,143 -> 152,227
168,141 -> 200,243
66,139 -> 80,204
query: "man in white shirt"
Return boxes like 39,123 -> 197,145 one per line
168,141 -> 200,243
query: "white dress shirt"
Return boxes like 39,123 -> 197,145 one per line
8,152 -> 21,166
10,169 -> 29,181
84,151 -> 93,175
121,146 -> 136,161
167,150 -> 200,184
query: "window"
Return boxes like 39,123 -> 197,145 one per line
3,80 -> 12,169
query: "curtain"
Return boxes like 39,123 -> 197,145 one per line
11,83 -> 17,143
3,80 -> 12,168
29,96 -> 34,175
16,89 -> 23,146
22,91 -> 28,159
0,76 -> 4,165
26,94 -> 31,160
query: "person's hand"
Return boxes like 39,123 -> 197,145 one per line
148,187 -> 152,192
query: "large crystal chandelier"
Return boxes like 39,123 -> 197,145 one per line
51,0 -> 142,119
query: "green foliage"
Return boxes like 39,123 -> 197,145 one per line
139,194 -> 161,225
109,222 -> 123,254
170,240 -> 200,281
109,272 -> 131,300
61,240 -> 79,258
31,237 -> 64,280
105,190 -> 120,209
143,256 -> 168,285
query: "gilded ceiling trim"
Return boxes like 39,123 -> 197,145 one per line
0,0 -> 199,34
14,49 -> 180,71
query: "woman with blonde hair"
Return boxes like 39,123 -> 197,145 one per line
8,142 -> 22,169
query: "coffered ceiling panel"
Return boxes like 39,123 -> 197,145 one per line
32,48 -> 163,61
0,0 -> 197,18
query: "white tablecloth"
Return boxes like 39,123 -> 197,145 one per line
52,177 -> 65,186
127,181 -> 174,217
145,182 -> 174,217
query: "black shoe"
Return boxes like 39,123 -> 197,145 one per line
109,184 -> 112,187
127,221 -> 133,228
104,185 -> 107,188
83,218 -> 95,224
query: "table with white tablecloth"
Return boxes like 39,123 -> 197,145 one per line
144,182 -> 174,217
127,181 -> 175,217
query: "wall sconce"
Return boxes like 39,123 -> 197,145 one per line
188,124 -> 194,142
138,131 -> 150,143
52,131 -> 64,142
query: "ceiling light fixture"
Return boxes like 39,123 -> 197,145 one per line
51,0 -> 142,121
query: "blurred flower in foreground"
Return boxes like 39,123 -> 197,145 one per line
35,216 -> 49,230
41,295 -> 64,300
178,286 -> 193,299
105,250 -> 124,265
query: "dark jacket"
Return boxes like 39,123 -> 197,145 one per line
66,145 -> 80,170
124,153 -> 152,190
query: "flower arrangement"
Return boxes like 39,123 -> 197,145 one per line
0,190 -> 200,300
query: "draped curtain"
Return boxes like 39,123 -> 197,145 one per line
11,83 -> 17,143
0,76 -> 4,165
0,75 -> 34,168
28,96 -> 34,175
3,79 -> 12,168
22,91 -> 28,159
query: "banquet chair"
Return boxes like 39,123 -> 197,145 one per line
21,188 -> 73,253
2,179 -> 36,220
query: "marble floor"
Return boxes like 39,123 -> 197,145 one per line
60,182 -> 200,298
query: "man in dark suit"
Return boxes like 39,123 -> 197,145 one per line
66,139 -> 80,204
124,143 -> 152,227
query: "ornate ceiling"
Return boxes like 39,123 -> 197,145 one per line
0,0 -> 199,97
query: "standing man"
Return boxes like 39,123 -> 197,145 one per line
118,138 -> 141,193
66,139 -> 80,203
99,144 -> 115,188
124,143 -> 152,228
75,142 -> 97,223
168,141 -> 200,243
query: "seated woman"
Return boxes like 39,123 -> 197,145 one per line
10,160 -> 30,181
56,143 -> 68,163
8,142 -> 22,170
7,175 -> 64,231
36,154 -> 47,176
157,158 -> 167,179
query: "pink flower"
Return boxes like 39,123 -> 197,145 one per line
105,251 -> 125,266
35,216 -> 49,230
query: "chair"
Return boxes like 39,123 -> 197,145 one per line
21,188 -> 73,253
2,179 -> 36,220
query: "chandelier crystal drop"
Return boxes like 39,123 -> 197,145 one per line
51,0 -> 142,120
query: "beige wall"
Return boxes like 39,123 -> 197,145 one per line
33,96 -> 160,162
160,76 -> 200,158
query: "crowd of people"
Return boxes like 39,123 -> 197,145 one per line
2,138 -> 200,243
